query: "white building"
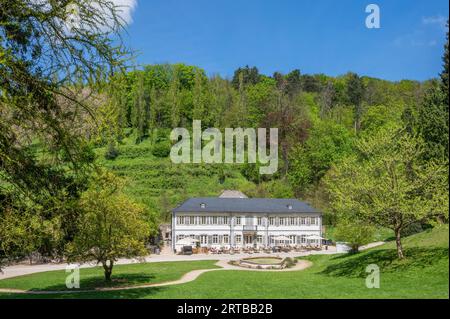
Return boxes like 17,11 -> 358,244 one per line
171,192 -> 322,252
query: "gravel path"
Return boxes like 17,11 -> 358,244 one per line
0,241 -> 386,295
0,241 -> 386,281
0,259 -> 312,295
0,250 -> 335,280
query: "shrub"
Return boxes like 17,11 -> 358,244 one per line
401,222 -> 431,237
104,141 -> 119,160
283,257 -> 297,268
152,141 -> 171,157
334,220 -> 375,253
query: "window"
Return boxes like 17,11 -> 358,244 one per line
300,217 -> 306,225
311,217 -> 317,225
235,217 -> 241,225
223,235 -> 229,244
177,216 -> 183,225
257,217 -> 262,226
212,234 -> 218,244
300,235 -> 307,244
235,234 -> 242,244
176,235 -> 185,241
279,217 -> 285,226
289,235 -> 296,244
223,216 -> 229,225
189,216 -> 196,225
257,235 -> 263,244
200,235 -> 208,245
200,216 -> 207,225
212,216 -> 218,224
290,217 -> 296,226
269,235 -> 275,244
269,217 -> 275,226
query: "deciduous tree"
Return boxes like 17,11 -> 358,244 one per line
66,170 -> 151,281
325,125 -> 448,259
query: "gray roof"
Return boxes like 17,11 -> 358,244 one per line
173,197 -> 319,214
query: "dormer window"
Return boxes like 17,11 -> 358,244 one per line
200,203 -> 206,209
287,204 -> 292,210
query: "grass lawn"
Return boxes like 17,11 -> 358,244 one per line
0,260 -> 219,291
0,225 -> 448,299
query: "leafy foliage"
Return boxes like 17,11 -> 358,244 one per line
66,170 -> 152,281
325,125 -> 449,258
334,220 -> 375,253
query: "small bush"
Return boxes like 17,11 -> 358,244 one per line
283,257 -> 297,268
152,141 -> 171,157
104,141 -> 120,160
401,222 -> 430,237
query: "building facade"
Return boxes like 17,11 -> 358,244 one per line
171,195 -> 322,251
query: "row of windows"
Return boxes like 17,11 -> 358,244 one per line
267,235 -> 320,244
176,216 -> 231,225
177,234 -> 230,244
176,234 -> 320,245
266,217 -> 318,226
176,216 -> 319,226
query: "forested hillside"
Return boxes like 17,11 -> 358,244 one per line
91,62 -> 446,224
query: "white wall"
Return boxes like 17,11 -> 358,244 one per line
172,212 -> 322,250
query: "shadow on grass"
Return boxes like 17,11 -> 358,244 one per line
320,247 -> 448,278
0,285 -> 167,299
29,272 -> 157,291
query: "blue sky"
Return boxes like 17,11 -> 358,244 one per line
122,0 -> 448,81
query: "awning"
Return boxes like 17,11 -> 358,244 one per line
176,238 -> 199,245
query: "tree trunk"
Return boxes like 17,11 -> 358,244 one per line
395,228 -> 404,259
102,260 -> 114,281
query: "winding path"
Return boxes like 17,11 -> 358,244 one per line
0,259 -> 312,295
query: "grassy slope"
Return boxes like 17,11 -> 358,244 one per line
0,225 -> 447,299
96,136 -> 256,220
0,260 -> 219,291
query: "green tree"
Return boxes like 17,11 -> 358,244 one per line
66,171 -> 151,281
231,65 -> 261,89
417,27 -> 449,162
334,220 -> 375,253
440,21 -> 449,108
346,73 -> 365,133
417,82 -> 449,161
132,72 -> 151,143
325,125 -> 448,259
0,0 -> 130,262
289,121 -> 353,192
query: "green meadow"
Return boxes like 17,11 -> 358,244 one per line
0,225 -> 447,299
